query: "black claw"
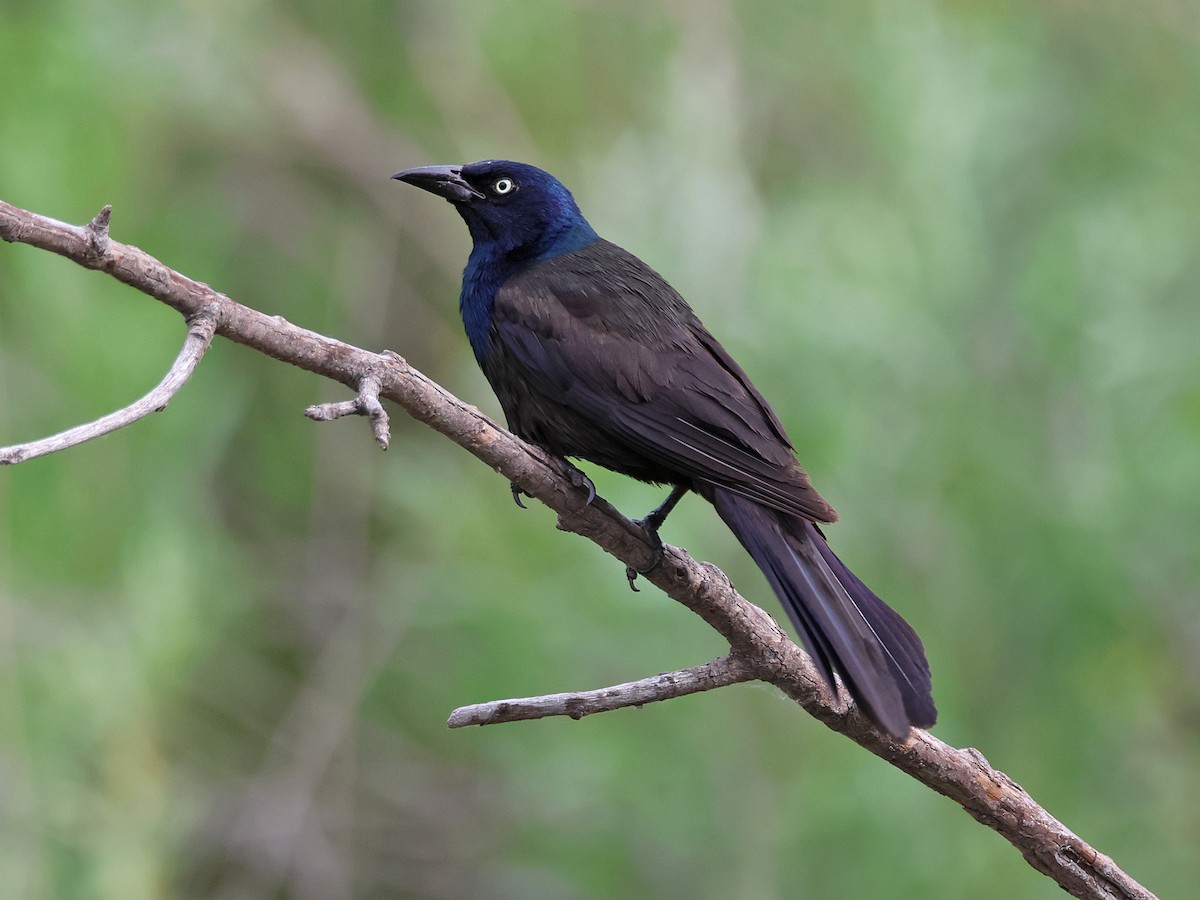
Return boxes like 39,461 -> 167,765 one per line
565,465 -> 596,505
510,482 -> 528,509
625,566 -> 641,592
625,516 -> 666,590
623,486 -> 687,589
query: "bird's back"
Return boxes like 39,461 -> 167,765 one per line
477,240 -> 838,523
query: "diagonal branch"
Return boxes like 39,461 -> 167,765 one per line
0,198 -> 1157,900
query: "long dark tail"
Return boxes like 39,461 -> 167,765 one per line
705,484 -> 936,738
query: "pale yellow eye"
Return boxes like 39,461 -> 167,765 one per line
493,177 -> 515,195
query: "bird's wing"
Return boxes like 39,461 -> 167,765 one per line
492,243 -> 837,523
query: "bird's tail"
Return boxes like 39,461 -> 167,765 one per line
705,485 -> 936,738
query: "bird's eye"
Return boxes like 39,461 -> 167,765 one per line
493,177 -> 515,195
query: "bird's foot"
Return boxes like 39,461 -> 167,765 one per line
564,463 -> 596,506
623,486 -> 687,591
513,460 -> 593,509
510,482 -> 531,509
625,517 -> 666,593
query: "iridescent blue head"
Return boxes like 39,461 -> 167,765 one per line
393,160 -> 601,357
392,160 -> 599,262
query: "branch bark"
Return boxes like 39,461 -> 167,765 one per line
0,198 -> 1157,900
1,271 -> 218,463
447,654 -> 758,727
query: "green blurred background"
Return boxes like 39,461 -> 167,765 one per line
2,1 -> 1198,897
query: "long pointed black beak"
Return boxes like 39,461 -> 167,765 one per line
391,165 -> 484,203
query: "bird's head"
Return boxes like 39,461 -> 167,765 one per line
392,160 -> 599,261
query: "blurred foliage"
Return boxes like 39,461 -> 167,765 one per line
2,1 -> 1199,897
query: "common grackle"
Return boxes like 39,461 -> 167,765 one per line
393,160 -> 935,738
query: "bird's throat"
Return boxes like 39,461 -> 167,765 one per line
457,218 -> 598,361
459,248 -> 518,361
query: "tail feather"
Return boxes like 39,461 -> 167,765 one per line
811,532 -> 935,726
706,484 -> 936,737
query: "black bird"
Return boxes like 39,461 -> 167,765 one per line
393,160 -> 935,738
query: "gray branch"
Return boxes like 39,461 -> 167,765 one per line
447,654 -> 757,727
304,364 -> 391,449
0,223 -> 218,465
0,197 -> 1157,900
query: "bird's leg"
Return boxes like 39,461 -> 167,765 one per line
626,484 -> 689,591
640,483 -> 688,533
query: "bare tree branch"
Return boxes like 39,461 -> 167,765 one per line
0,260 -> 218,465
447,654 -> 757,727
0,197 -> 1158,900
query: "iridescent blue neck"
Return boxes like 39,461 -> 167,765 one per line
533,219 -> 599,260
459,248 -> 512,361
458,221 -> 599,359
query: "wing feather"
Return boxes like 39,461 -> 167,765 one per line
492,242 -> 837,523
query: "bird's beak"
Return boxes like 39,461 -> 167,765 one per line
391,165 -> 485,203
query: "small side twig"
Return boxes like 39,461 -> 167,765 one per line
305,367 -> 390,449
0,309 -> 219,465
84,205 -> 112,260
447,654 -> 757,727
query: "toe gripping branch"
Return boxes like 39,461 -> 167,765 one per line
507,457 -> 684,594
511,459 -> 596,510
625,485 -> 688,592
510,481 -> 530,508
